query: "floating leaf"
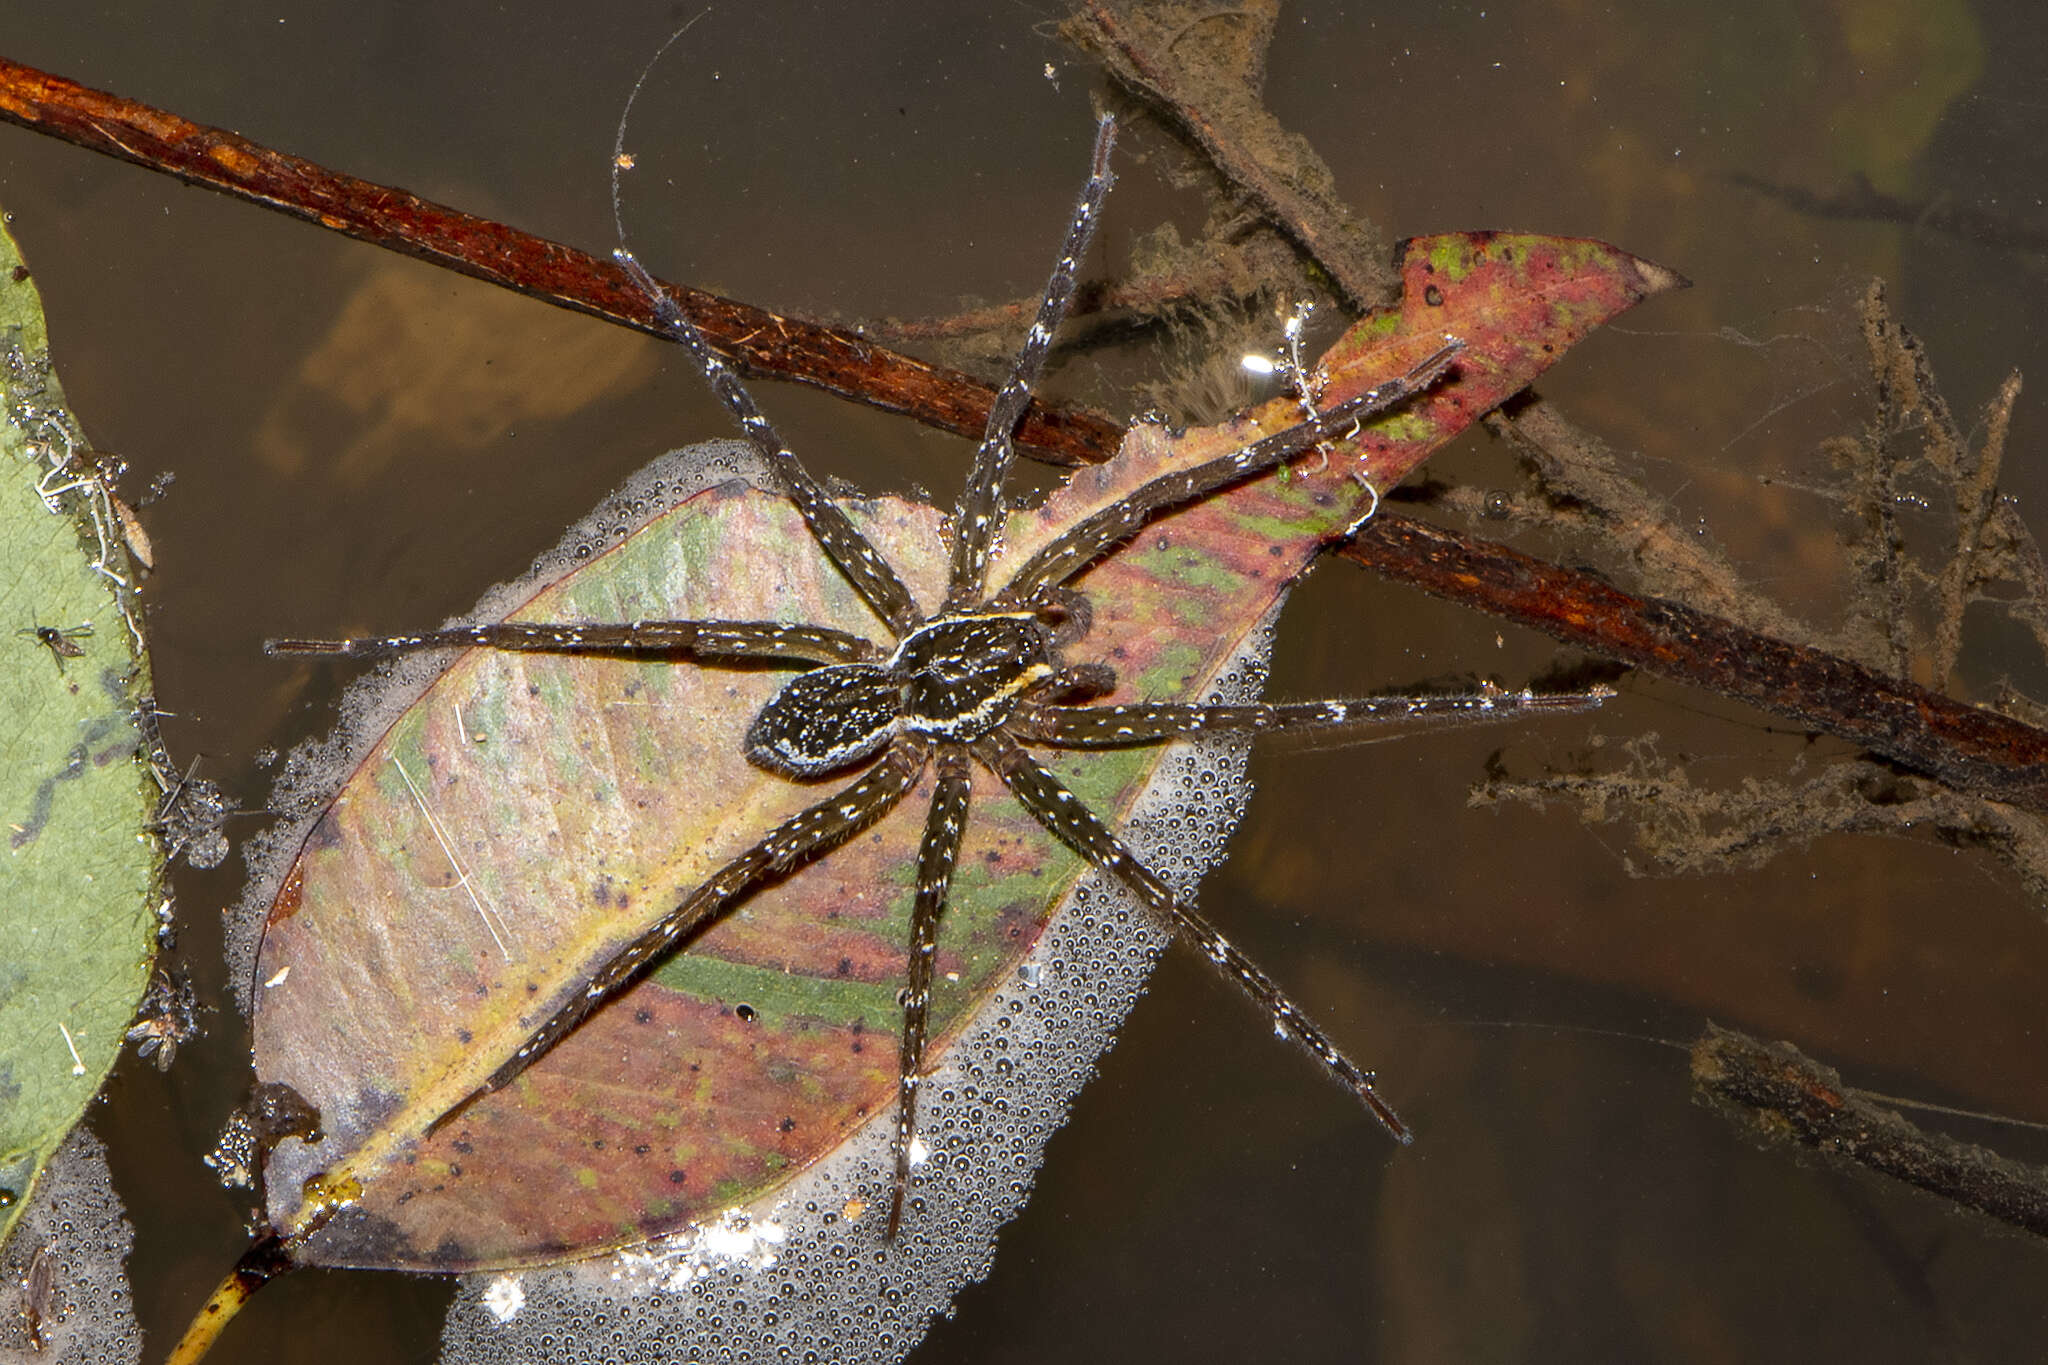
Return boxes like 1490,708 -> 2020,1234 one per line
0,206 -> 158,1251
243,234 -> 1676,1281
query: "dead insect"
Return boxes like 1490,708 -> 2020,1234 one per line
126,967 -> 204,1071
18,1241 -> 55,1353
149,757 -> 249,871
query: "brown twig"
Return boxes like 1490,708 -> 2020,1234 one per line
0,55 -> 1121,468
1692,1024 -> 2048,1240
1340,516 -> 2048,814
1733,170 -> 2048,259
6,53 -> 2048,817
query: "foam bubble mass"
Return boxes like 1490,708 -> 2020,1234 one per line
0,1130 -> 140,1363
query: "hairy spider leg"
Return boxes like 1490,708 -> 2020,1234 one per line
268,618 -> 879,665
891,744 -> 974,1235
945,114 -> 1118,609
614,249 -> 923,637
1011,685 -> 1615,746
995,337 -> 1464,605
432,738 -> 931,1131
978,729 -> 1414,1135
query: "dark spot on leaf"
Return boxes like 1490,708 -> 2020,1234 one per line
634,1144 -> 650,1156
835,957 -> 852,977
306,811 -> 344,854
448,1163 -> 462,1177
525,982 -> 539,994
452,1141 -> 473,1155
10,265 -> 28,283
591,1141 -> 605,1151
634,1007 -> 653,1025
734,1002 -> 757,1022
778,1117 -> 796,1133
1424,283 -> 1444,307
668,1169 -> 687,1185
455,1028 -> 472,1044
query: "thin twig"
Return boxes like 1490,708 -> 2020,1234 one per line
1340,516 -> 2048,814
0,55 -> 1121,467
1733,171 -> 2048,259
1692,1024 -> 2048,1240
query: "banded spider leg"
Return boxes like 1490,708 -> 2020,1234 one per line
273,113 -> 1610,1235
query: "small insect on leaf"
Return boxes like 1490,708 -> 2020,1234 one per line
18,620 -> 90,663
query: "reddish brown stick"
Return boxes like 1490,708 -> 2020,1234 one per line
1342,516 -> 2048,812
0,55 -> 1121,467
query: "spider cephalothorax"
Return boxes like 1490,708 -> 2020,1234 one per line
746,607 -> 1067,778
272,113 -> 1607,1236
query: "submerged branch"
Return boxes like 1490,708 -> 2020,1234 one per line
1733,171 -> 2048,260
1692,1024 -> 2048,1240
1064,0 -> 1395,310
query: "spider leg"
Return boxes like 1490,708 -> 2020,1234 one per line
1011,682 -> 1615,746
431,736 -> 930,1132
975,730 -> 1411,1141
996,337 -> 1464,602
614,250 -> 923,637
889,742 -> 973,1236
267,618 -> 879,666
945,114 -> 1118,610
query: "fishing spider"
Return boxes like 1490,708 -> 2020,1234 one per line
275,115 -> 1601,1231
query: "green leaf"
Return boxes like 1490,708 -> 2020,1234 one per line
244,233 -> 1677,1272
0,206 -> 159,1250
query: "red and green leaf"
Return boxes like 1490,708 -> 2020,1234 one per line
250,232 -> 1679,1270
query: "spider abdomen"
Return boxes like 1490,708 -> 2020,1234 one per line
745,663 -> 900,777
